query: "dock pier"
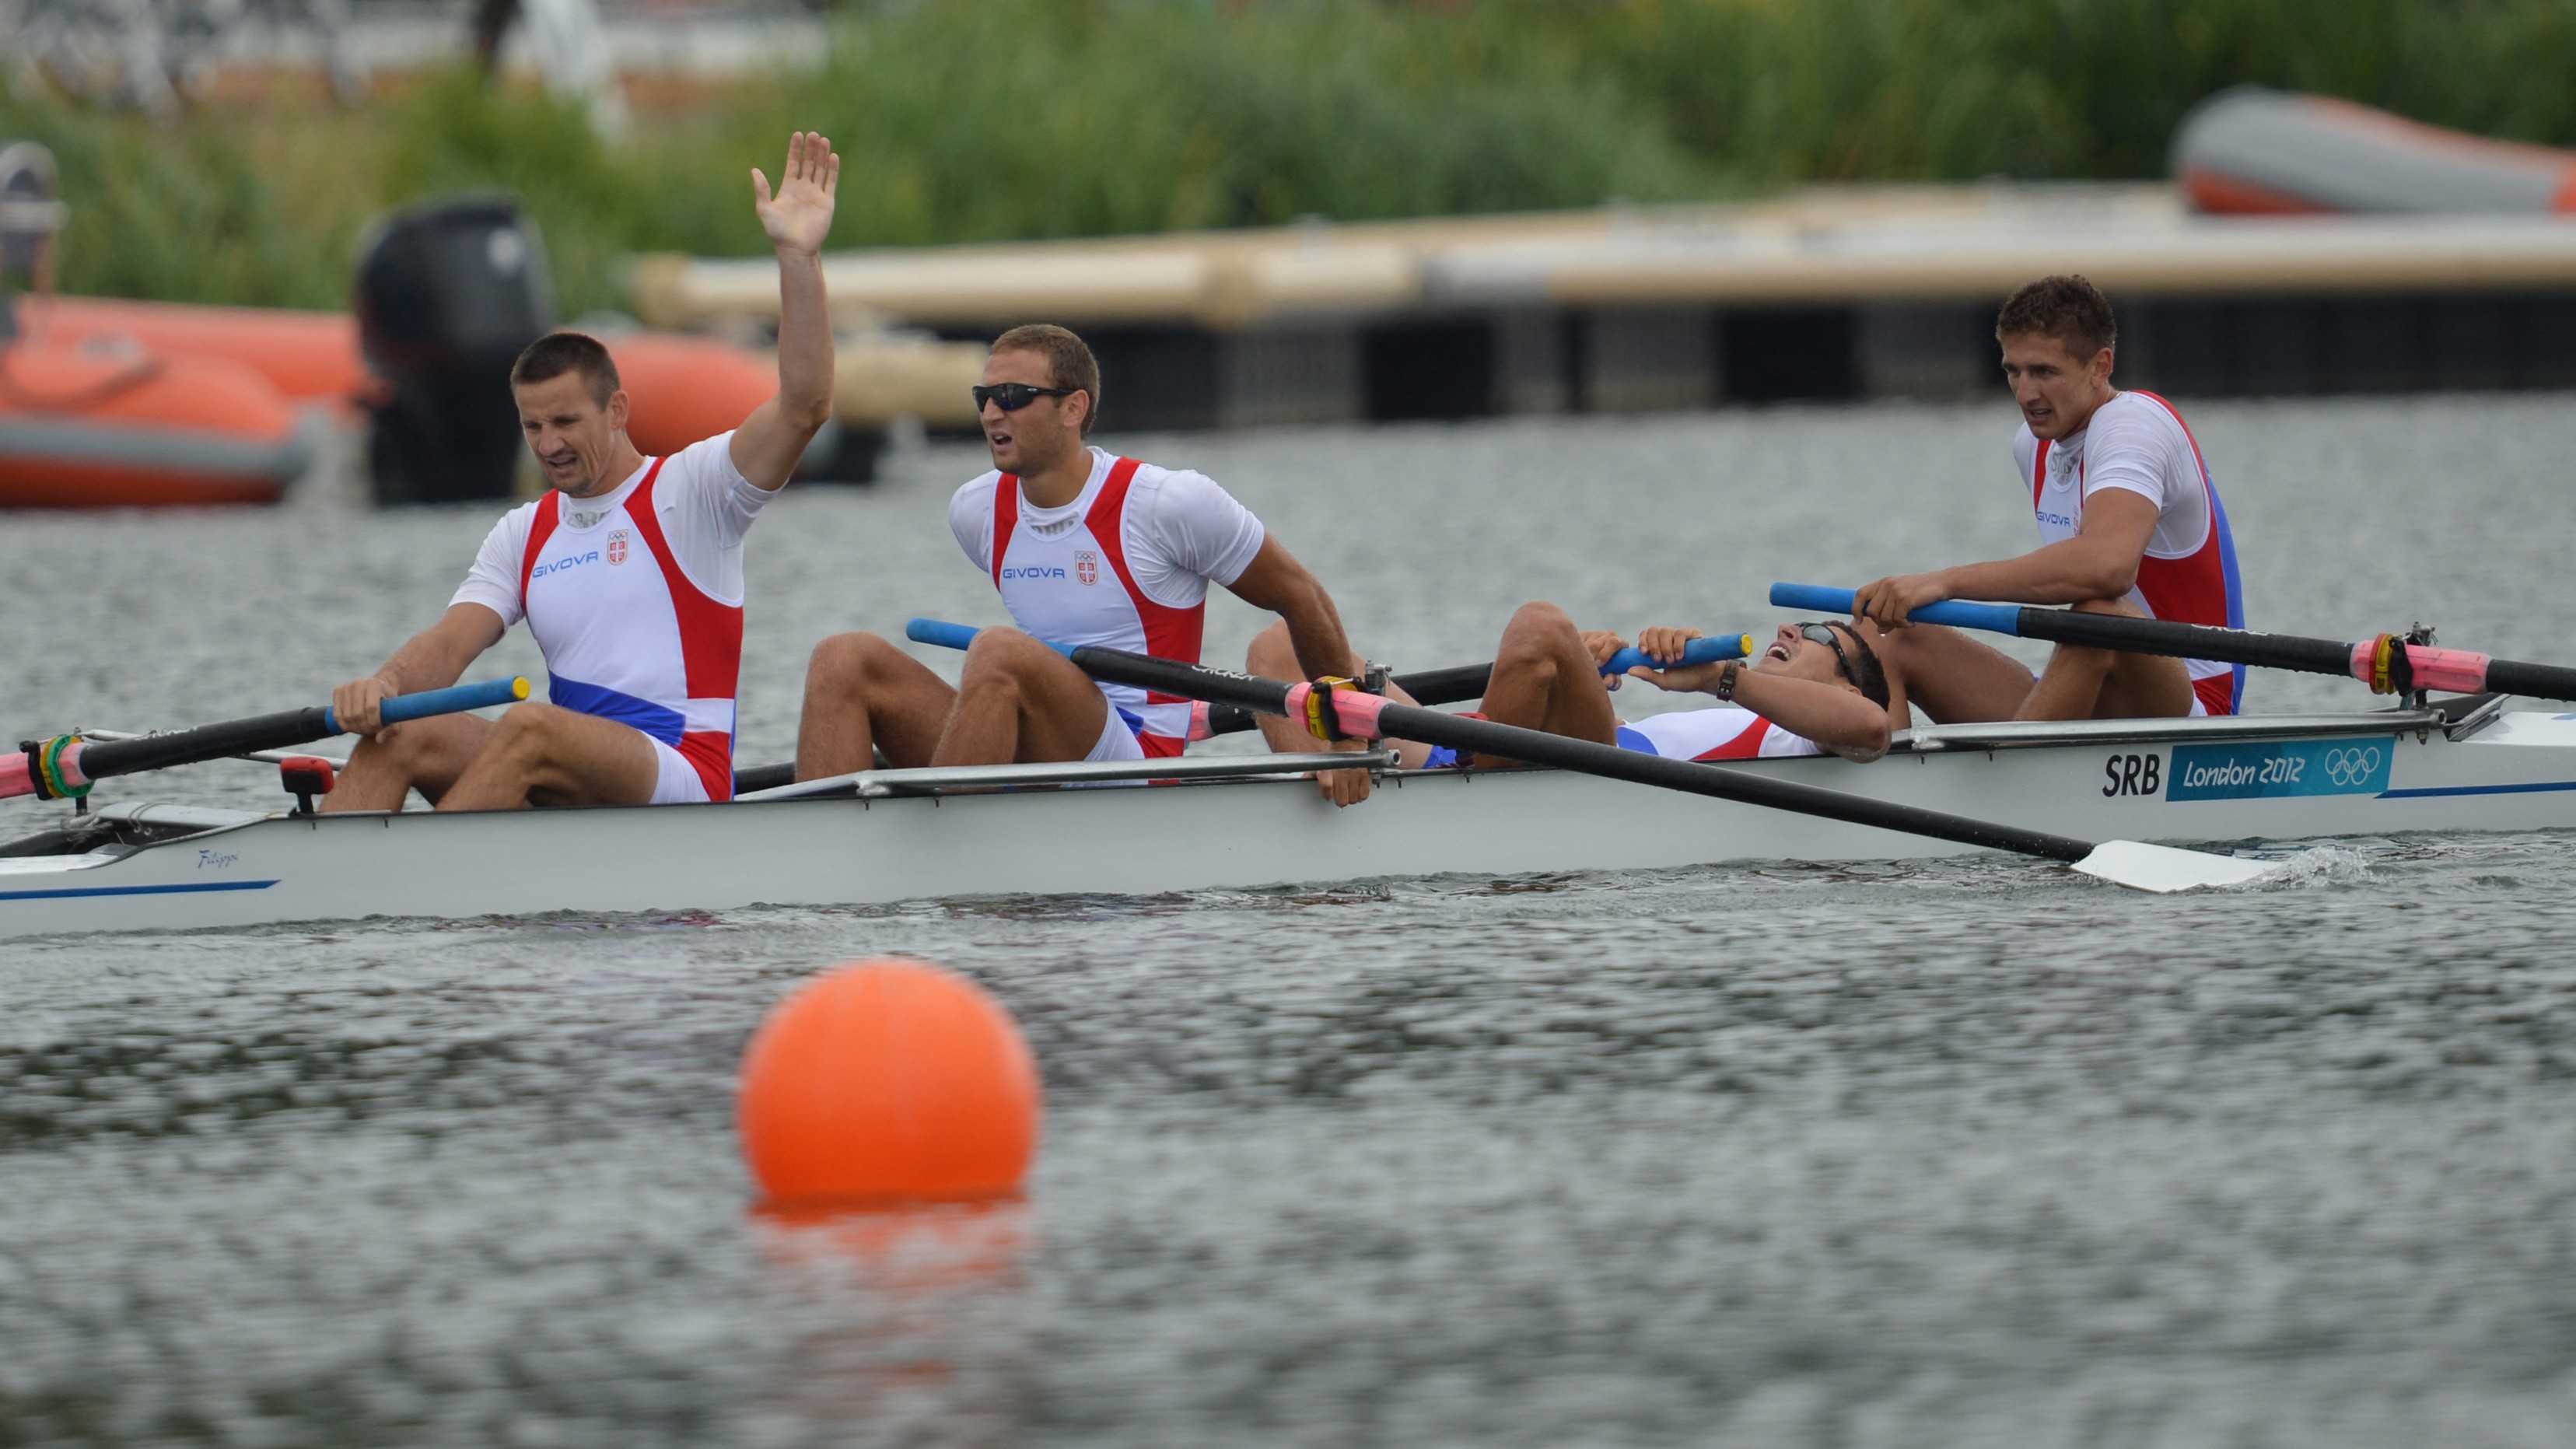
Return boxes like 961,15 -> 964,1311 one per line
634,184 -> 2576,429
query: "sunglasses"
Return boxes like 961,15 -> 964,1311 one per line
1794,621 -> 1857,683
971,382 -> 1077,412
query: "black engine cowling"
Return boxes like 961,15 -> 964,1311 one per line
354,194 -> 555,504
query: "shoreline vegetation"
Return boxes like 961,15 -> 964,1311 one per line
5,0 -> 2576,318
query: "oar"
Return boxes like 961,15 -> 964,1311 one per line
899,619 -> 1752,735
4,677 -> 530,802
905,619 -> 2280,893
1772,583 -> 2576,702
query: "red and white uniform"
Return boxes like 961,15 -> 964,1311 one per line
1616,706 -> 1824,761
2015,390 -> 2247,716
453,434 -> 770,803
951,447 -> 1265,761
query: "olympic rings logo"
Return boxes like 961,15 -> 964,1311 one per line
2322,745 -> 2383,787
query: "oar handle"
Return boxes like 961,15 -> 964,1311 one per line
1599,633 -> 1754,677
905,618 -> 1075,658
327,676 -> 531,733
1766,583 -> 2025,635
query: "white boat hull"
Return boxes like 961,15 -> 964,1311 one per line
7,709 -> 2575,939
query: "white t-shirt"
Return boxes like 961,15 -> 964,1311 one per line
451,433 -> 772,624
2011,391 -> 2214,562
948,446 -> 1267,606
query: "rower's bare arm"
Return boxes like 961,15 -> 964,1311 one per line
1622,626 -> 1887,761
1853,490 -> 2160,625
1852,618 -> 1913,737
729,131 -> 840,492
1225,537 -> 1360,684
1225,537 -> 1374,805
1727,670 -> 1892,762
334,604 -> 508,738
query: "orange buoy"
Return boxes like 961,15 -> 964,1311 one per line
738,960 -> 1042,1206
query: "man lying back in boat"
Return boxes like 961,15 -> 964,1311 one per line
320,132 -> 841,812
794,324 -> 1384,801
1850,274 -> 2245,723
1244,603 -> 1901,768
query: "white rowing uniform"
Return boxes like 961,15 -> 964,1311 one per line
2015,389 -> 2248,716
1616,706 -> 1826,761
950,446 -> 1265,761
452,433 -> 771,803
1423,704 -> 1823,768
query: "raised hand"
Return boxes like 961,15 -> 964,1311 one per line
752,131 -> 840,255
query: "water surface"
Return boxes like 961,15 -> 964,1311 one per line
6,397 -> 2576,1445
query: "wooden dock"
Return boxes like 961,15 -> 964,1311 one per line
633,184 -> 2576,429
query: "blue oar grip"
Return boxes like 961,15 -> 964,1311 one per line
1768,583 -> 2026,636
326,676 -> 530,733
1600,632 -> 1754,677
905,618 -> 1076,659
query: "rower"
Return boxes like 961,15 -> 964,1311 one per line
320,132 -> 841,812
794,324 -> 1381,800
1852,274 -> 2246,722
1260,603 -> 1902,770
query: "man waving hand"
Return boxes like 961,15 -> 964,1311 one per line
323,132 -> 841,811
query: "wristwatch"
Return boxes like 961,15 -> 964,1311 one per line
1712,661 -> 1741,702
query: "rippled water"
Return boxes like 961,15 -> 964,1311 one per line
7,397 -> 2576,1445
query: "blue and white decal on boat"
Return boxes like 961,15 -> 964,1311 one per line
2166,738 -> 2393,801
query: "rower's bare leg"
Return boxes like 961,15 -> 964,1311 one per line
796,632 -> 957,779
437,703 -> 662,810
1244,621 -> 1431,772
320,713 -> 492,812
1472,600 -> 1620,768
932,628 -> 1114,765
1866,623 -> 2039,724
2015,598 -> 2195,721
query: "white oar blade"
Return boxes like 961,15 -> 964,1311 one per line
2073,840 -> 2287,893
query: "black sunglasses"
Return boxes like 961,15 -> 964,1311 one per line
971,382 -> 1077,412
1794,621 -> 1857,683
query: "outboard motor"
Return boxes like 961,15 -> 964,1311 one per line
354,194 -> 555,503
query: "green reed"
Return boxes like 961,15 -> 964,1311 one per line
5,0 -> 2573,314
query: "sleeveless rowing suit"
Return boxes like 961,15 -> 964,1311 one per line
2017,390 -> 2246,716
950,446 -> 1268,761
452,434 -> 772,803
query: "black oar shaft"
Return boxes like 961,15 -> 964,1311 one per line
2008,609 -> 2576,702
65,707 -> 336,781
1069,646 -> 2096,864
2007,611 -> 2351,675
2484,659 -> 2576,701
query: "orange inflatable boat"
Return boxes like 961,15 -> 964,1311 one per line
40,296 -> 777,458
0,327 -> 310,507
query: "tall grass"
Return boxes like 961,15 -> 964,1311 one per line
7,0 -> 2576,313
1587,0 -> 2576,184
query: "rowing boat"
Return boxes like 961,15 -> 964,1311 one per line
4,696 -> 2571,939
